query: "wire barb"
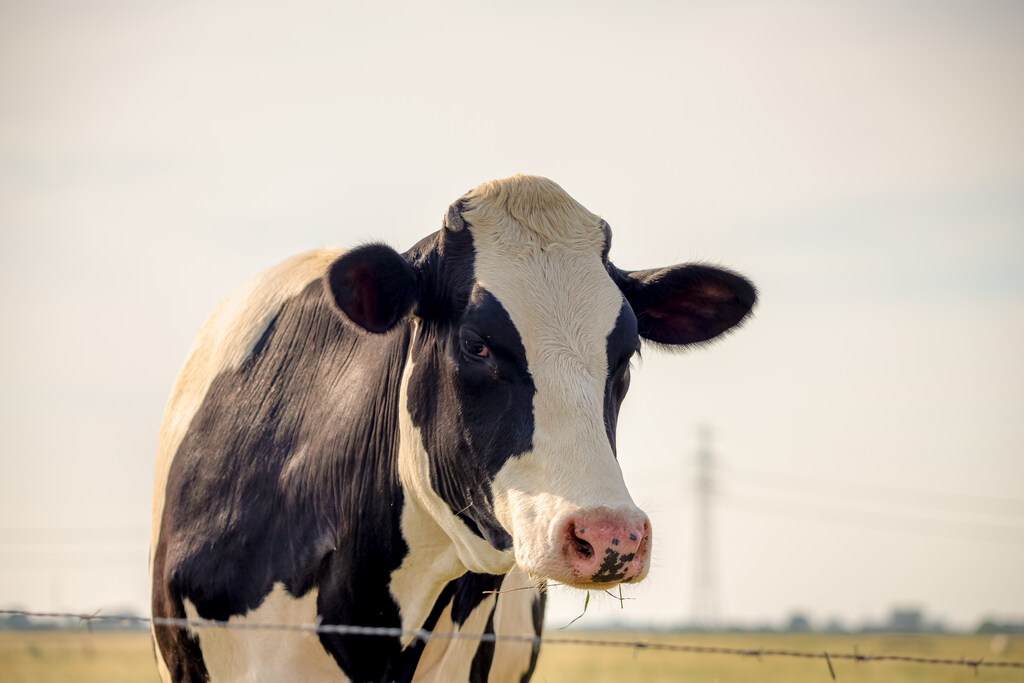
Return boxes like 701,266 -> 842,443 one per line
824,650 -> 836,680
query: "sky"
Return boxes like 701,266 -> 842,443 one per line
1,0 -> 1022,632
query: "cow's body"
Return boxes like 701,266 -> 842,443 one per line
151,176 -> 755,682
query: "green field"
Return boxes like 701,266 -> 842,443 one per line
0,631 -> 1020,682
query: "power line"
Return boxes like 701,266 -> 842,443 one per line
676,463 -> 1024,544
718,492 -> 1024,546
697,475 -> 1024,530
714,482 -> 1024,532
712,464 -> 1024,518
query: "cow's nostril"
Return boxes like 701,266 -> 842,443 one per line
568,523 -> 594,559
572,535 -> 593,558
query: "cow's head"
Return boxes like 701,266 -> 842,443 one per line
325,176 -> 755,589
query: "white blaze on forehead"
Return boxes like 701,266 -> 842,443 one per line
461,176 -> 638,569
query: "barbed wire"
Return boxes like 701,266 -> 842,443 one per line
3,609 -> 1023,678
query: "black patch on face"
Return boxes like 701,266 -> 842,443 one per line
603,300 -> 640,455
153,279 -> 416,682
590,548 -> 637,584
407,280 -> 536,550
404,223 -> 476,325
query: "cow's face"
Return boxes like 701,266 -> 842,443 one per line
326,176 -> 755,589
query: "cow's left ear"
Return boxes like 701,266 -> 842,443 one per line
325,244 -> 419,334
611,263 -> 756,346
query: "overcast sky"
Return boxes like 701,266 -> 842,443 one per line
1,0 -> 1022,631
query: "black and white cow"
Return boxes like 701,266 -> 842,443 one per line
150,175 -> 755,682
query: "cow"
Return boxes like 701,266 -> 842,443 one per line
150,175 -> 756,682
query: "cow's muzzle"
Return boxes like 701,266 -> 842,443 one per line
552,507 -> 651,588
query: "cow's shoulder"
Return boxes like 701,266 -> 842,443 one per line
152,249 -> 343,559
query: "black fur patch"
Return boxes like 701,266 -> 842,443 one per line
407,283 -> 535,550
599,220 -> 612,263
449,573 -> 501,683
468,601 -> 497,683
603,300 -> 639,455
153,279 -> 414,681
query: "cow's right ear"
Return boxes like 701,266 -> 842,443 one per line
610,262 -> 756,347
325,245 -> 418,334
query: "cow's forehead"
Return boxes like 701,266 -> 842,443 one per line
461,176 -> 625,377
460,175 -> 607,255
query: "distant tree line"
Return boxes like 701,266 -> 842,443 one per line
0,609 -> 148,632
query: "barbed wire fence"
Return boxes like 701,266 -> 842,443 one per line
3,609 -> 1023,680
3,463 -> 1022,678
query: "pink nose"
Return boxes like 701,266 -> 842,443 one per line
562,508 -> 651,585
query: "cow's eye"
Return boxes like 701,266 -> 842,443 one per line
460,332 -> 490,359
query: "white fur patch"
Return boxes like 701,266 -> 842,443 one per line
182,584 -> 347,683
463,176 -> 642,580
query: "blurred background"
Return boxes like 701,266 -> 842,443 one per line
1,0 -> 1022,636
